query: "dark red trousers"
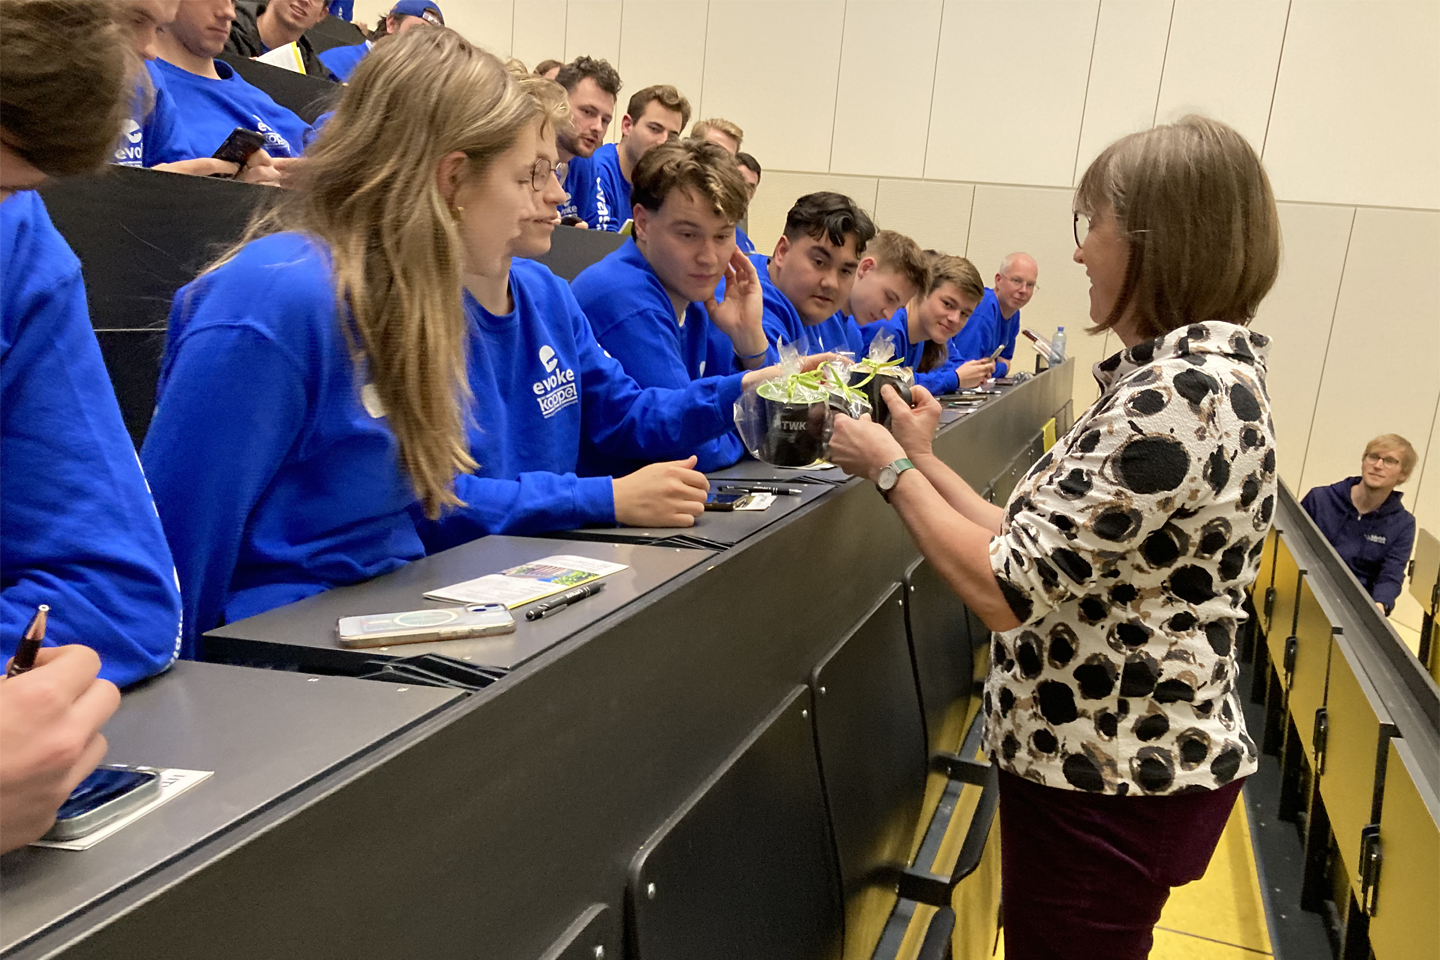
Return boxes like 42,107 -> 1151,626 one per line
998,770 -> 1245,960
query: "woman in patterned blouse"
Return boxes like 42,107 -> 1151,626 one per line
829,115 -> 1281,959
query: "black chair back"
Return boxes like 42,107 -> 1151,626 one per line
904,557 -> 978,756
41,166 -> 265,447
217,53 -> 341,124
627,686 -> 842,960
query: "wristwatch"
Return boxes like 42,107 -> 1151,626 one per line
876,458 -> 915,502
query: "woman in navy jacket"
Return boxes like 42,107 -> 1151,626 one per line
1301,434 -> 1418,614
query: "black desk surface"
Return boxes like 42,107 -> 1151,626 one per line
204,536 -> 712,673
0,661 -> 460,955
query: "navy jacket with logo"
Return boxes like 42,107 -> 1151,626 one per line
1301,477 -> 1416,613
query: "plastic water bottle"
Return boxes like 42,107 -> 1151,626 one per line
1051,326 -> 1067,364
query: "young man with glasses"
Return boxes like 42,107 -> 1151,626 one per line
1302,434 -> 1418,615
947,251 -> 1037,377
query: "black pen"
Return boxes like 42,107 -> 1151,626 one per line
525,583 -> 605,621
719,484 -> 802,496
6,605 -> 49,678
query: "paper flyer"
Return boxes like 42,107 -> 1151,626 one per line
31,768 -> 214,851
424,555 -> 628,608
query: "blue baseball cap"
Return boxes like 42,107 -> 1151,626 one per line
389,1 -> 443,25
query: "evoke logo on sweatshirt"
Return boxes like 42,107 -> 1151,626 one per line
532,345 -> 578,418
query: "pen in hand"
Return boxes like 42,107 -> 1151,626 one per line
6,605 -> 49,678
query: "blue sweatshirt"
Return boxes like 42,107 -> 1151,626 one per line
591,143 -> 631,232
1301,478 -> 1417,614
318,40 -> 370,83
114,62 -> 190,168
142,233 -> 426,652
947,287 -> 1018,377
153,57 -> 312,159
859,308 -> 961,395
570,239 -> 745,472
558,153 -> 597,225
744,253 -> 864,358
412,259 -> 747,552
1,192 -> 181,686
809,310 -> 865,356
735,225 -> 756,255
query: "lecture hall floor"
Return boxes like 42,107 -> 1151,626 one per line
995,796 -> 1275,959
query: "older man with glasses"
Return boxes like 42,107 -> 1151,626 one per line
947,251 -> 1038,378
1302,434 -> 1419,615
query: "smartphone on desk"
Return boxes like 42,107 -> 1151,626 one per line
336,604 -> 515,649
704,490 -> 751,512
43,765 -> 162,841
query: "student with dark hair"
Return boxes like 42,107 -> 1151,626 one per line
318,0 -> 441,82
0,0 -> 182,689
858,252 -> 995,393
749,191 -> 876,356
410,76 -> 799,551
733,151 -> 761,254
226,0 -> 331,78
154,0 -> 314,160
571,139 -> 766,473
553,56 -> 620,226
590,84 -> 690,232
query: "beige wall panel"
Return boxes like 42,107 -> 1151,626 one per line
829,1 -> 943,179
1263,1 -> 1440,210
564,0 -> 622,69
1250,203 -> 1356,491
966,185 -> 1106,411
872,179 -> 975,256
1072,0 -> 1172,184
1154,0 -> 1287,150
615,0 -> 709,122
924,0 -> 1098,187
1412,399 -> 1440,539
745,172 -> 880,256
1300,208 -> 1440,496
701,1 -> 846,174
511,0 -> 568,72
449,1 -> 515,55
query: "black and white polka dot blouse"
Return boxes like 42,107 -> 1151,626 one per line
987,322 -> 1274,796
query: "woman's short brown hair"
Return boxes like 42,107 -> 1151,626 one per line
1075,115 -> 1281,340
631,138 -> 747,225
0,0 -> 139,177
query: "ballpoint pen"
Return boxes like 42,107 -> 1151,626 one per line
525,583 -> 605,621
718,484 -> 802,496
7,604 -> 49,678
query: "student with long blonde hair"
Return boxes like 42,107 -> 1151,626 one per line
858,252 -> 996,394
142,28 -> 541,652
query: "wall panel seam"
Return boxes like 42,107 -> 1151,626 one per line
615,0 -> 626,77
1296,206 -> 1359,487
827,1 -> 849,173
1415,393 -> 1440,526
1260,0 -> 1293,157
509,0 -> 516,62
1070,0 -> 1103,187
920,0 -> 946,180
962,184 -> 976,259
1151,0 -> 1177,127
698,0 -> 711,121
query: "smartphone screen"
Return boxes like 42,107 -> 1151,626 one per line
211,127 -> 266,166
56,767 -> 159,821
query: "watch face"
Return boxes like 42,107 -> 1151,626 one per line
878,465 -> 896,490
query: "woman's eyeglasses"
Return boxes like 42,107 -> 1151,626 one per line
530,159 -> 568,191
1073,211 -> 1090,248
